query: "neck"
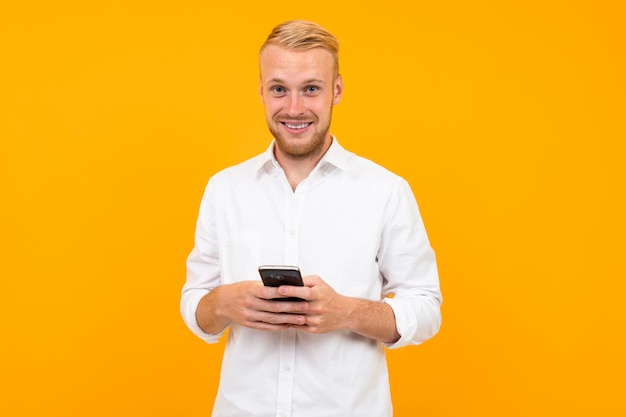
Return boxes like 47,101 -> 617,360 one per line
275,136 -> 332,191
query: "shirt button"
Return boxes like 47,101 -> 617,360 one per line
283,365 -> 290,372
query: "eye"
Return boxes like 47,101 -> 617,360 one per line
305,86 -> 320,94
271,86 -> 286,95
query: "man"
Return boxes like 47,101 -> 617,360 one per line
181,20 -> 442,417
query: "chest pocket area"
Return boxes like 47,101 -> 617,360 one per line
220,230 -> 262,284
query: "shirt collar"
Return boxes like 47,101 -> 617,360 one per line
255,135 -> 352,173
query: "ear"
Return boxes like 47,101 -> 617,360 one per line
333,74 -> 343,105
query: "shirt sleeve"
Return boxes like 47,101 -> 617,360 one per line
379,178 -> 442,349
180,179 -> 226,343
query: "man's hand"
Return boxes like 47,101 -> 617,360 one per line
196,281 -> 307,334
276,275 -> 347,334
278,275 -> 401,343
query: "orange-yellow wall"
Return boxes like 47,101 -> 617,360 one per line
2,1 -> 624,416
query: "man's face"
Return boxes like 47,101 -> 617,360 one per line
259,44 -> 342,161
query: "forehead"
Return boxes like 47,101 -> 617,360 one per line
260,45 -> 335,83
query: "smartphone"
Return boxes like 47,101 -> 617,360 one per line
258,265 -> 304,301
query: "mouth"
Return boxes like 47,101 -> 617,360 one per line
281,121 -> 313,132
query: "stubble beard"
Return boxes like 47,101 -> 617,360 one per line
269,112 -> 333,161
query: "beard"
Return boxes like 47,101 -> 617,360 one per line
268,111 -> 333,161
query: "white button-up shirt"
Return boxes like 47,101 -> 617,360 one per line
181,139 -> 442,417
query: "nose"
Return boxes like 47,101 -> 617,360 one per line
286,92 -> 305,116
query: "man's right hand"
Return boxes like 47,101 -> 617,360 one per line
195,281 -> 308,334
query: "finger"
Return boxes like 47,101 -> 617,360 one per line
277,285 -> 310,300
257,285 -> 285,300
272,300 -> 308,313
258,312 -> 306,326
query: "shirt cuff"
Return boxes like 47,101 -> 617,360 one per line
180,289 -> 225,344
382,297 -> 418,349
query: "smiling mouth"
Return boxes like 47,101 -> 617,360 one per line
282,122 -> 312,130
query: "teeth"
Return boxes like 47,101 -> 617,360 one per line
285,122 -> 309,129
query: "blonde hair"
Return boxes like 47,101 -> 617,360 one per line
260,20 -> 340,75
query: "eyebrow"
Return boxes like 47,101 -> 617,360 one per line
265,78 -> 327,86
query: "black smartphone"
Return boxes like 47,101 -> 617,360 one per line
258,265 -> 304,301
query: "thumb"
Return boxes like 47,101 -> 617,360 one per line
302,274 -> 323,287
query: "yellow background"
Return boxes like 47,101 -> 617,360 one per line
1,1 -> 624,415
